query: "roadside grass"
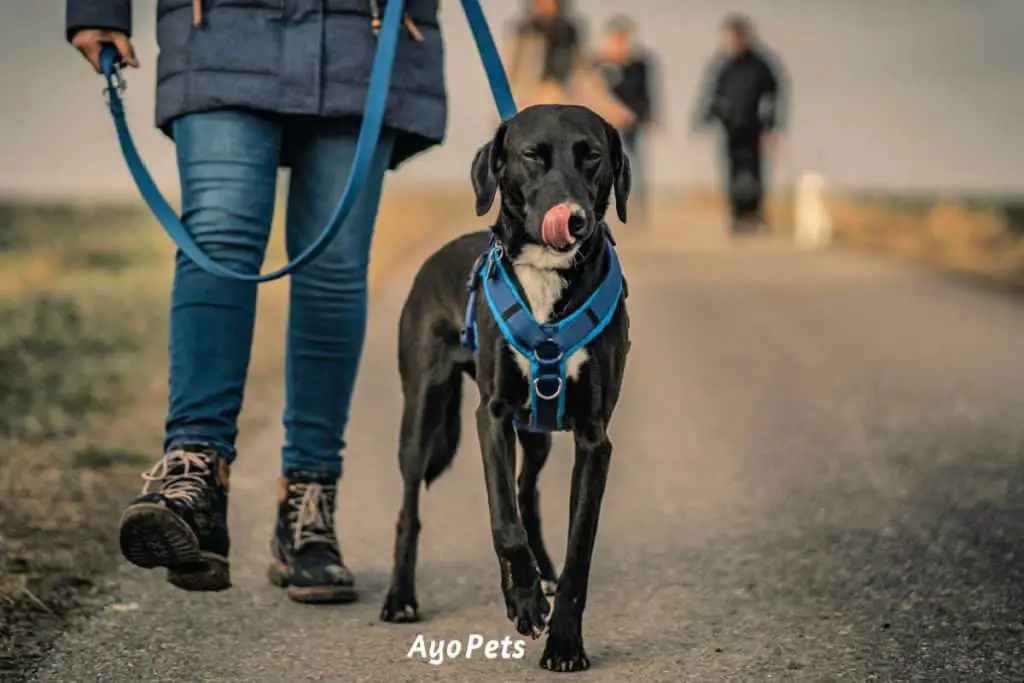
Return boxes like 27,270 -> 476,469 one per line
676,187 -> 1024,285
0,185 -> 469,680
826,194 -> 1024,285
0,201 -> 172,677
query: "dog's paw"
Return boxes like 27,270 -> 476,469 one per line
539,633 -> 590,672
379,589 -> 419,623
504,579 -> 550,638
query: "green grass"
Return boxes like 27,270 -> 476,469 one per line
0,200 -> 171,680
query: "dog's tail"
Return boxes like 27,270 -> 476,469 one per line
422,370 -> 465,489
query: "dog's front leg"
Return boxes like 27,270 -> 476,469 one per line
475,397 -> 550,638
540,422 -> 612,672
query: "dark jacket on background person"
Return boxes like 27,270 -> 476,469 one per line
696,47 -> 784,137
65,0 -> 447,168
594,53 -> 656,132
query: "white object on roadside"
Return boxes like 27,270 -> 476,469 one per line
108,602 -> 140,613
794,171 -> 832,249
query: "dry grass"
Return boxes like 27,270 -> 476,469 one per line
670,186 -> 1024,285
826,195 -> 1024,284
0,185 -> 469,679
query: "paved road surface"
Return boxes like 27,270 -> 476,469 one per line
34,216 -> 1024,682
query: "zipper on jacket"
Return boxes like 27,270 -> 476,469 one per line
369,0 -> 425,42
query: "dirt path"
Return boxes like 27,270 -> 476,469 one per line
30,214 -> 1024,681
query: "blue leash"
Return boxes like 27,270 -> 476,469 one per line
99,0 -> 516,283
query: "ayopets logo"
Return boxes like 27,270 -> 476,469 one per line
407,634 -> 527,666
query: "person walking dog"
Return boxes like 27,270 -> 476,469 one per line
693,14 -> 786,234
66,0 -> 446,603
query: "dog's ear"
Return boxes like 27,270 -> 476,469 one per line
603,121 -> 632,224
470,122 -> 508,217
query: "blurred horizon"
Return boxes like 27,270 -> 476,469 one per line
1,0 -> 1022,200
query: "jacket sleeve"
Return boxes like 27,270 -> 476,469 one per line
66,0 -> 133,42
639,55 -> 659,125
759,52 -> 788,132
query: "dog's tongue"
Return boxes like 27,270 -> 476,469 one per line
542,204 -> 576,248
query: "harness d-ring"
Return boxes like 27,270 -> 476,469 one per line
532,376 -> 563,400
533,341 -> 563,364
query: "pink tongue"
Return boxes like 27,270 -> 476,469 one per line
542,205 -> 576,248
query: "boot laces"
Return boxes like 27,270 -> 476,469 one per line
289,483 -> 338,551
141,450 -> 211,504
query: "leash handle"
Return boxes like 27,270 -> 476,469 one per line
99,44 -> 121,76
97,0 -> 515,282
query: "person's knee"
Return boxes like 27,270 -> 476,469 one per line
179,192 -> 274,274
285,128 -> 394,295
288,194 -> 379,297
174,111 -> 280,274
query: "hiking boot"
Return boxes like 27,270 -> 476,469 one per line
267,471 -> 357,604
118,445 -> 231,591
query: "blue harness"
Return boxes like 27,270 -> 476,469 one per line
97,0 -> 515,283
460,235 -> 624,433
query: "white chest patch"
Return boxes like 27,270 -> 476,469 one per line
510,244 -> 591,388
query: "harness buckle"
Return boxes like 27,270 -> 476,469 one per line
532,375 -> 563,400
466,252 -> 487,292
486,243 -> 504,279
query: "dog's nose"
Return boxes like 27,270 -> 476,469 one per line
566,205 -> 587,236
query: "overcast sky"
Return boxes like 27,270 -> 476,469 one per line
1,0 -> 1022,198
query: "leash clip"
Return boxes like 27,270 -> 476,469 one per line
486,241 -> 504,279
102,62 -> 126,95
101,61 -> 127,113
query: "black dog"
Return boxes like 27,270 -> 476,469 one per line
380,104 -> 631,672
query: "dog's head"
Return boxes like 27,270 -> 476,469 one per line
471,104 -> 631,255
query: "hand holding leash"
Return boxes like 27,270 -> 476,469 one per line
71,29 -> 138,73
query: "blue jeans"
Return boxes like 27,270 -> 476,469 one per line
164,109 -> 395,477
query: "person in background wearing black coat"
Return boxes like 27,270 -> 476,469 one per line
694,14 -> 787,234
595,16 -> 659,224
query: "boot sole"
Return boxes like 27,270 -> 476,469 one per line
267,558 -> 358,604
119,502 -> 231,592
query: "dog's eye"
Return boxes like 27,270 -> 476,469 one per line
522,148 -> 542,162
583,149 -> 603,164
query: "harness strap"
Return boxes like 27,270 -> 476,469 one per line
475,236 -> 623,432
98,0 -> 516,283
459,250 -> 488,351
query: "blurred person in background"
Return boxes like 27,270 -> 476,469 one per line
594,15 -> 659,224
693,14 -> 787,234
65,0 -> 445,604
505,0 -> 635,133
